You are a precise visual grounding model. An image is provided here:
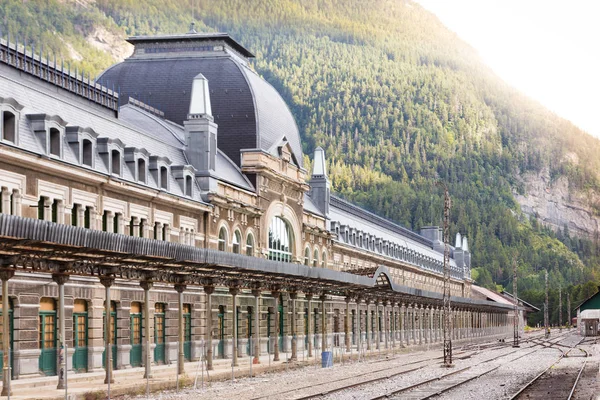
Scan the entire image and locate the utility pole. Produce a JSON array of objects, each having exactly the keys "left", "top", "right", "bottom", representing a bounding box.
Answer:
[
  {"left": 567, "top": 293, "right": 571, "bottom": 330},
  {"left": 438, "top": 181, "right": 452, "bottom": 367},
  {"left": 512, "top": 257, "right": 519, "bottom": 347},
  {"left": 544, "top": 270, "right": 549, "bottom": 338},
  {"left": 559, "top": 285, "right": 562, "bottom": 332}
]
